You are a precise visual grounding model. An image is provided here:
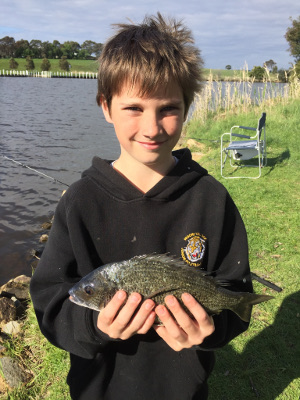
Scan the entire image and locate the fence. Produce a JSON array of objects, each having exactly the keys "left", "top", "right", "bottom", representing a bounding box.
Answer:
[{"left": 0, "top": 70, "right": 98, "bottom": 79}]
